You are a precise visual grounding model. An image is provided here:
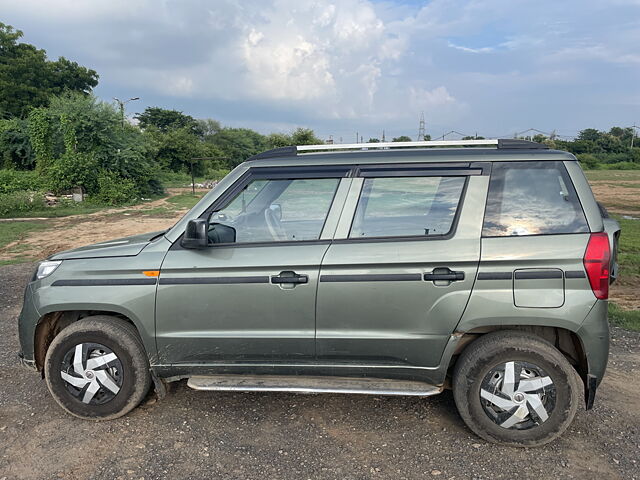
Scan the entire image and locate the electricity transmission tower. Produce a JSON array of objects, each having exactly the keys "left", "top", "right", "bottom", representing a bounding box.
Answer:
[{"left": 417, "top": 112, "right": 426, "bottom": 141}]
